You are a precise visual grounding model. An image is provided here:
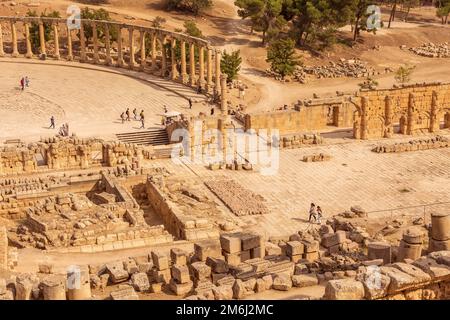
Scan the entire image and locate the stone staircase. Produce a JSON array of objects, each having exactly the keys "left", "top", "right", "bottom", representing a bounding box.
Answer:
[{"left": 116, "top": 129, "right": 169, "bottom": 146}]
